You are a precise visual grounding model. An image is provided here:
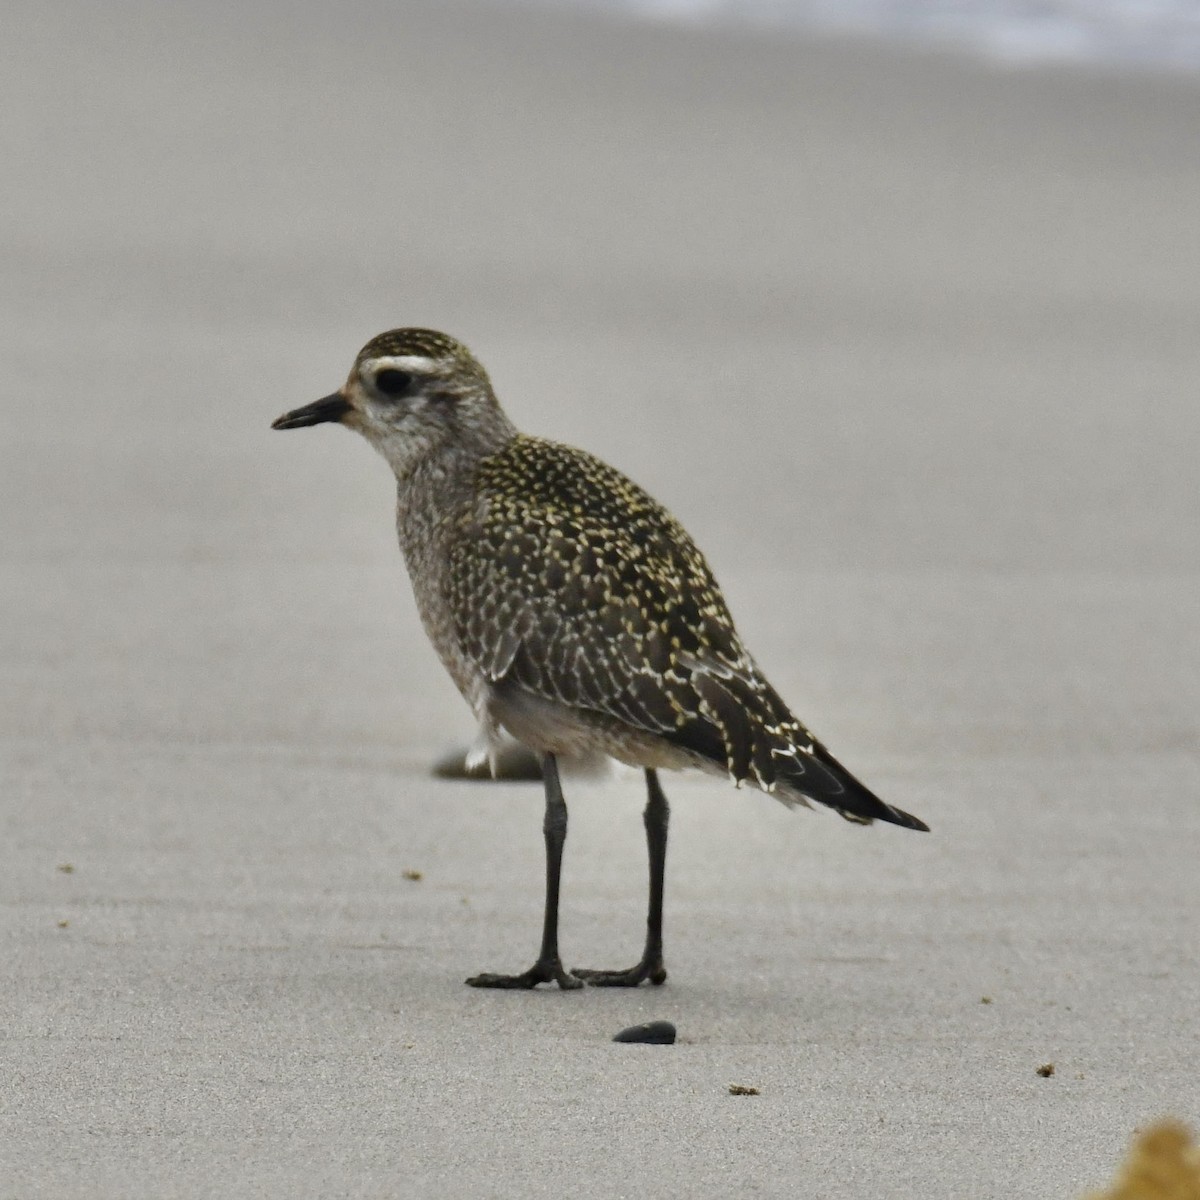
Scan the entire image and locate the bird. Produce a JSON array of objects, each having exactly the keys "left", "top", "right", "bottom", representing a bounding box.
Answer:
[{"left": 272, "top": 327, "right": 928, "bottom": 990}]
